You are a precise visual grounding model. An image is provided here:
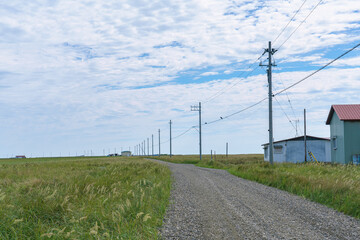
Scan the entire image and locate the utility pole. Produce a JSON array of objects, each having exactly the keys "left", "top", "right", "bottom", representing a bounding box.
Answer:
[
  {"left": 147, "top": 138, "right": 149, "bottom": 156},
  {"left": 152, "top": 134, "right": 154, "bottom": 156},
  {"left": 304, "top": 109, "right": 307, "bottom": 162},
  {"left": 191, "top": 102, "right": 202, "bottom": 160},
  {"left": 169, "top": 120, "right": 172, "bottom": 157},
  {"left": 260, "top": 41, "right": 276, "bottom": 165},
  {"left": 143, "top": 140, "right": 146, "bottom": 155},
  {"left": 226, "top": 142, "right": 228, "bottom": 157},
  {"left": 158, "top": 129, "right": 161, "bottom": 156}
]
